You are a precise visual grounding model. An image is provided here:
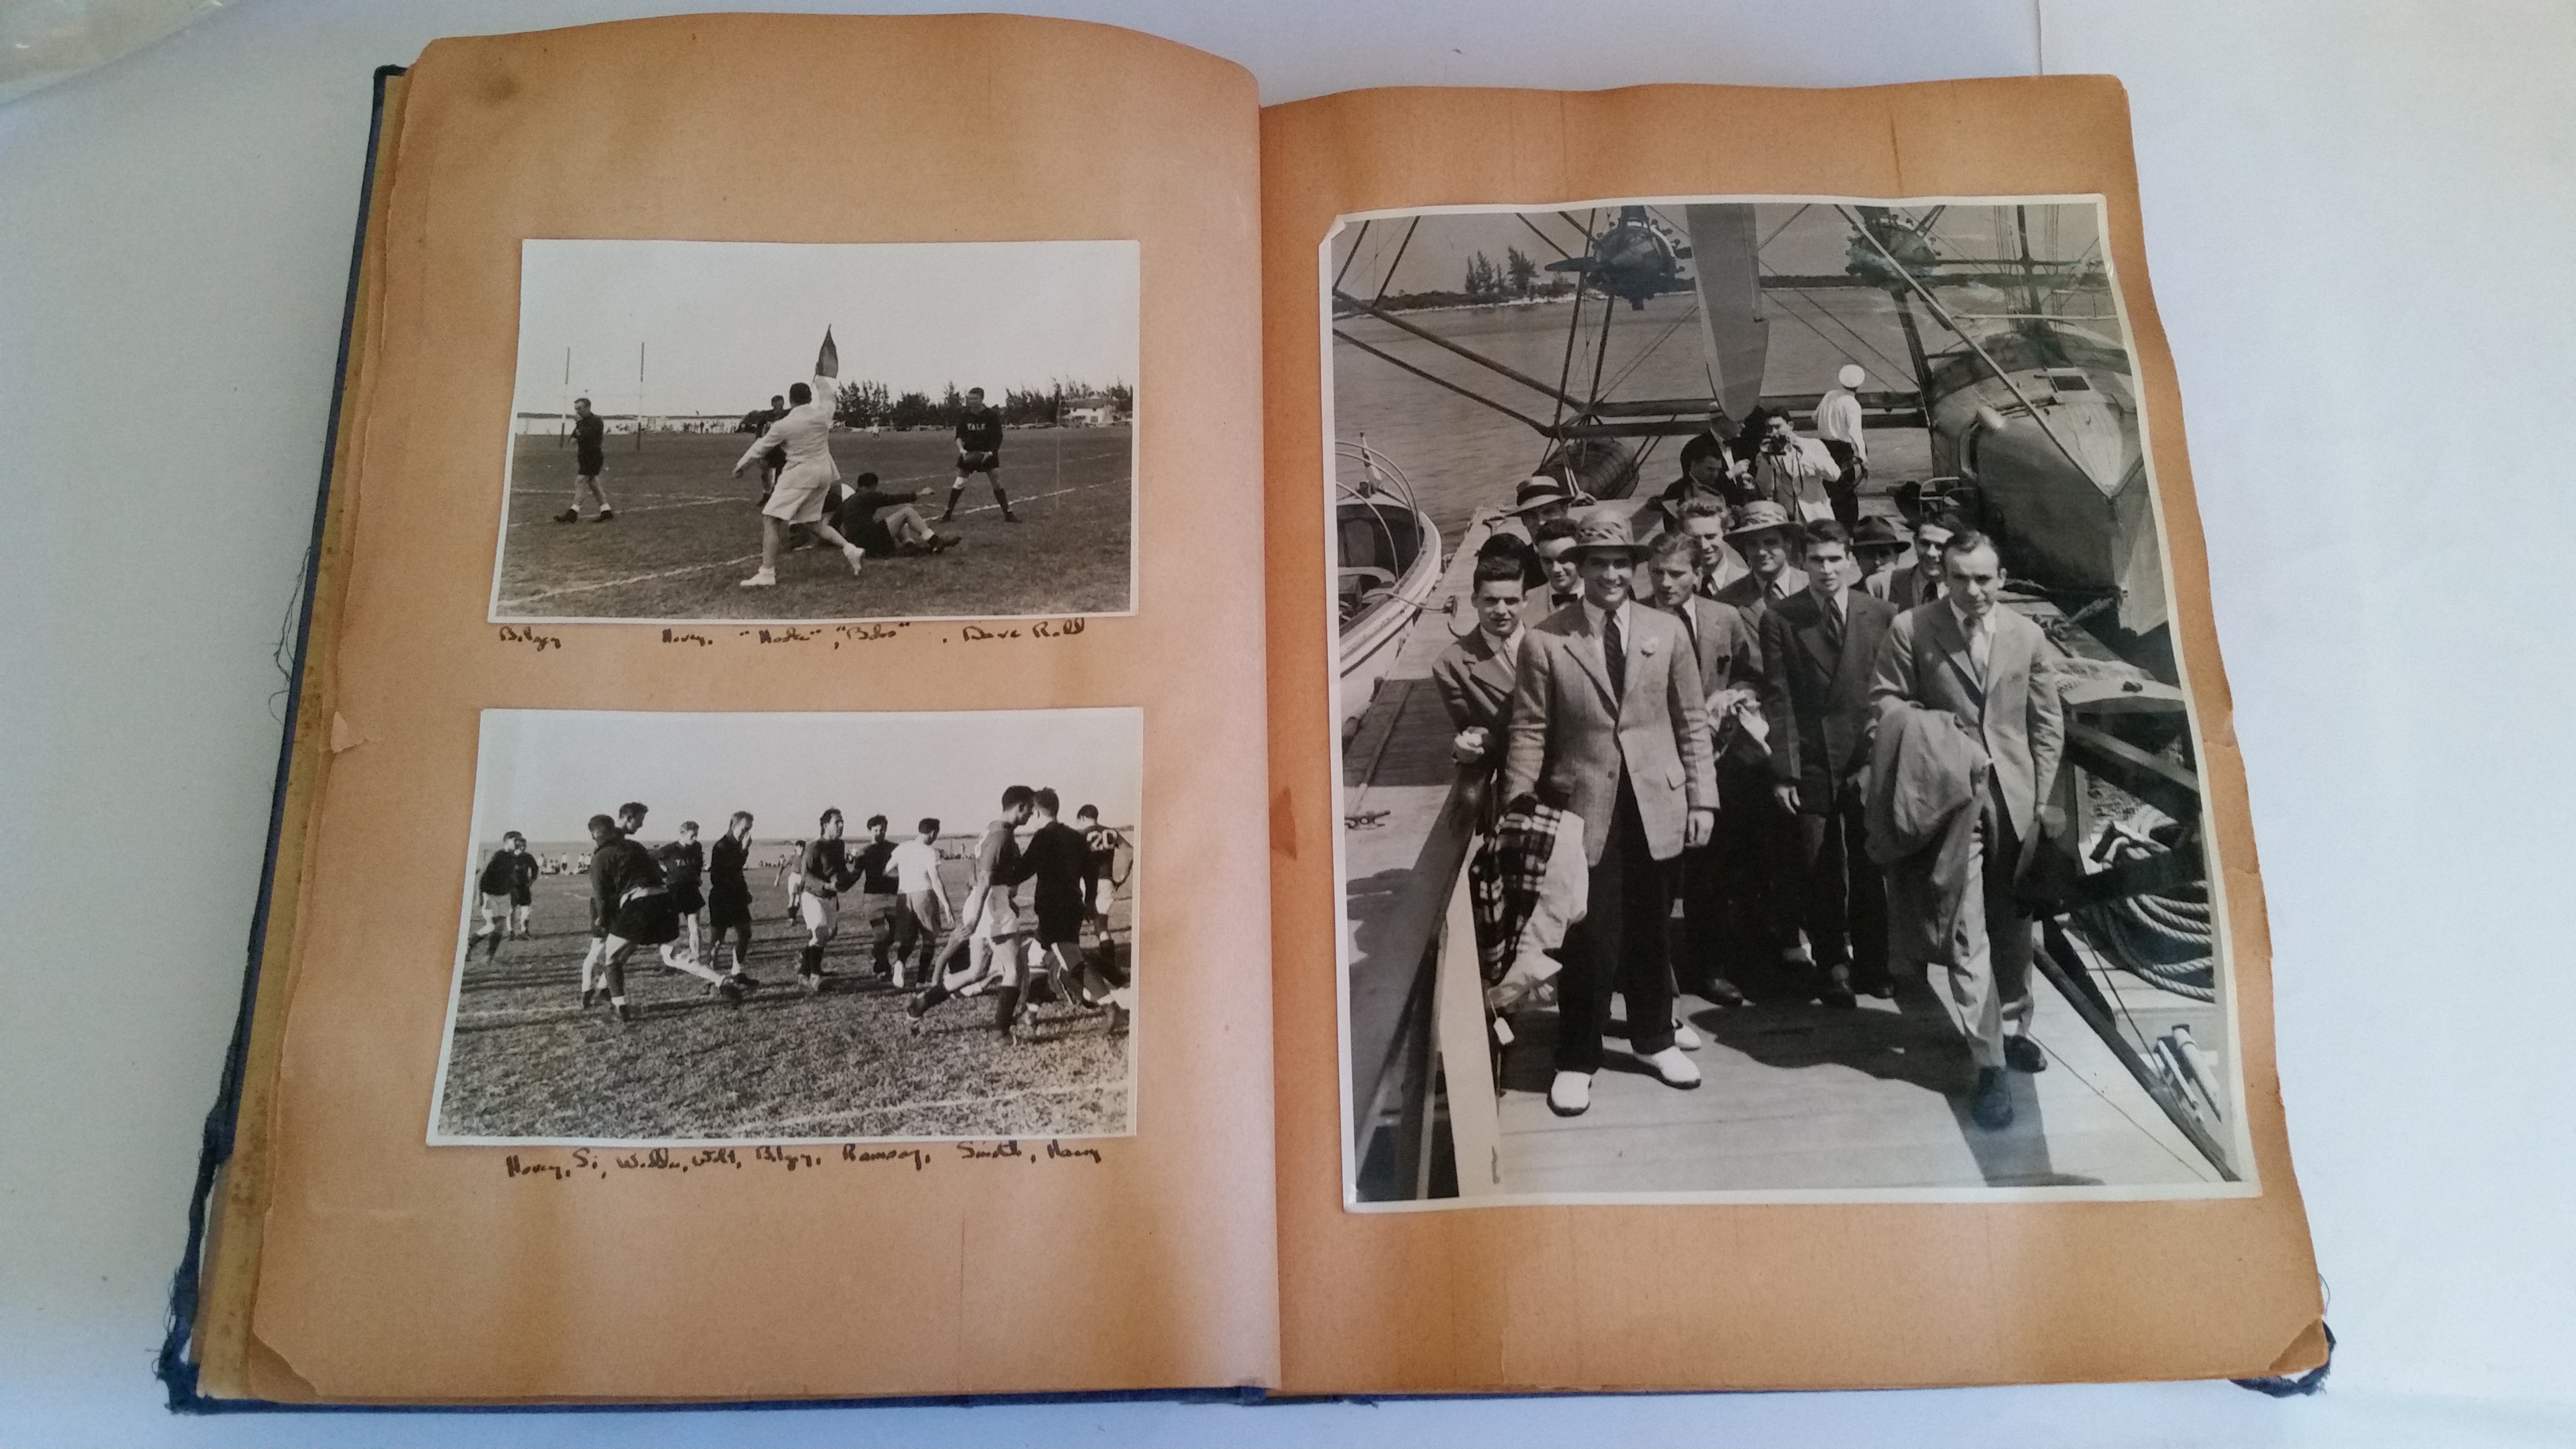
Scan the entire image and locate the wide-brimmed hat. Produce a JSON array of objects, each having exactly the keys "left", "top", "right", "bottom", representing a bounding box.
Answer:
[
  {"left": 1508, "top": 476, "right": 1575, "bottom": 513},
  {"left": 1837, "top": 363, "right": 1867, "bottom": 390},
  {"left": 1724, "top": 499, "right": 1799, "bottom": 541},
  {"left": 1570, "top": 508, "right": 1654, "bottom": 561},
  {"left": 1850, "top": 515, "right": 1905, "bottom": 552}
]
